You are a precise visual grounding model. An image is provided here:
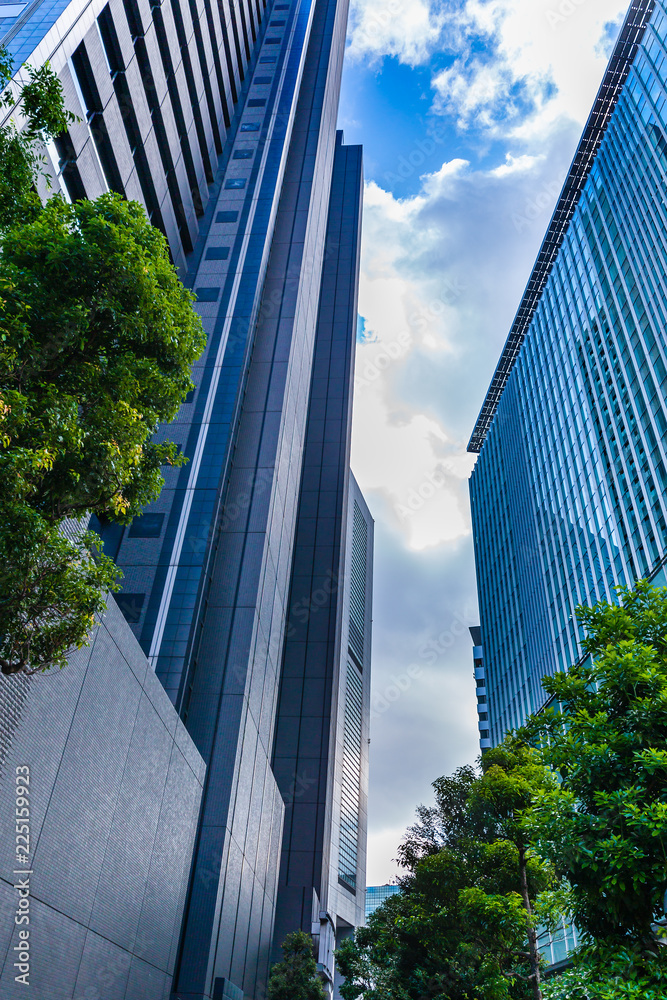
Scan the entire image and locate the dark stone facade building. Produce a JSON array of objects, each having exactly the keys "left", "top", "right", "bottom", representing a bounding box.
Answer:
[
  {"left": 0, "top": 599, "right": 205, "bottom": 999},
  {"left": 1, "top": 0, "right": 371, "bottom": 996}
]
